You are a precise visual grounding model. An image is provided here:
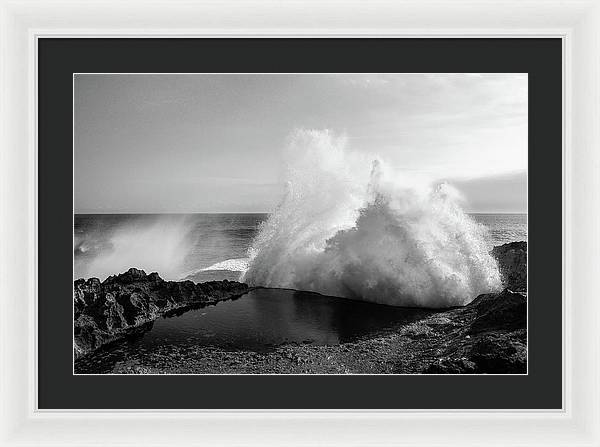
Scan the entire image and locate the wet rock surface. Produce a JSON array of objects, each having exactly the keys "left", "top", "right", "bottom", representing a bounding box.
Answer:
[{"left": 74, "top": 268, "right": 249, "bottom": 358}]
